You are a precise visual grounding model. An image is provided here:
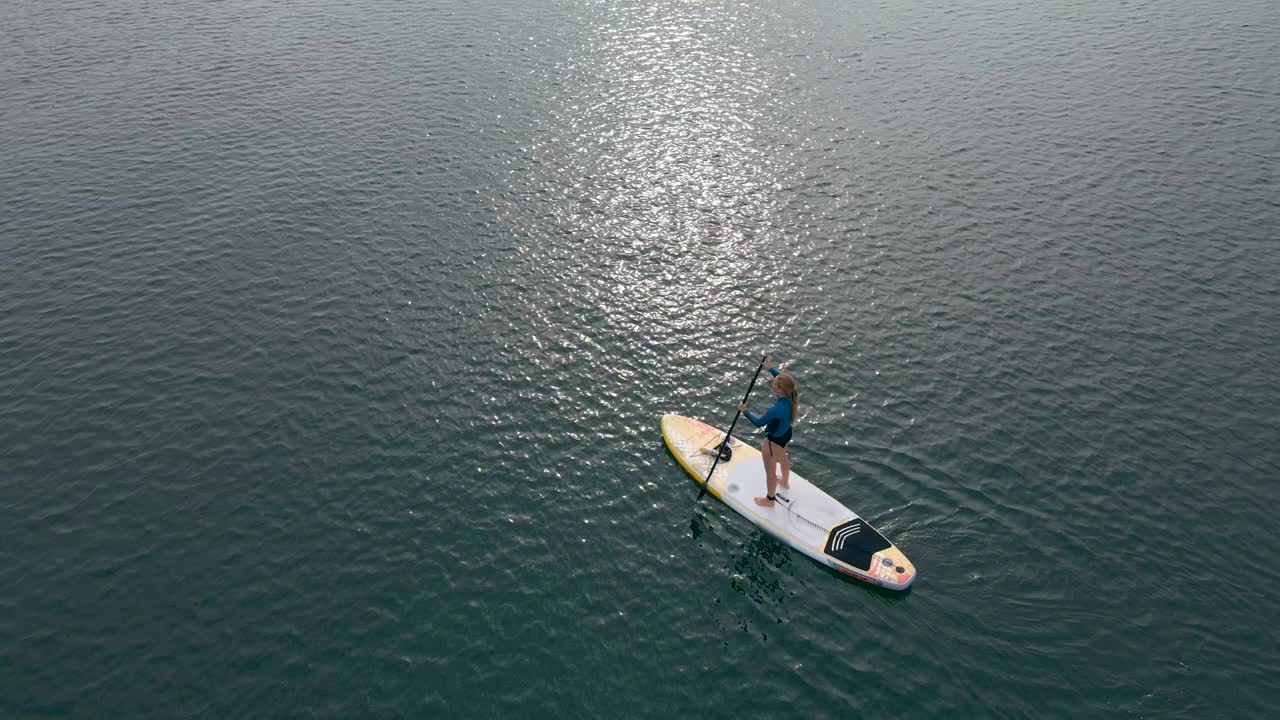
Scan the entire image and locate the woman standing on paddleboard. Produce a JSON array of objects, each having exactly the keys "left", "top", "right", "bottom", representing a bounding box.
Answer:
[{"left": 738, "top": 356, "right": 799, "bottom": 506}]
